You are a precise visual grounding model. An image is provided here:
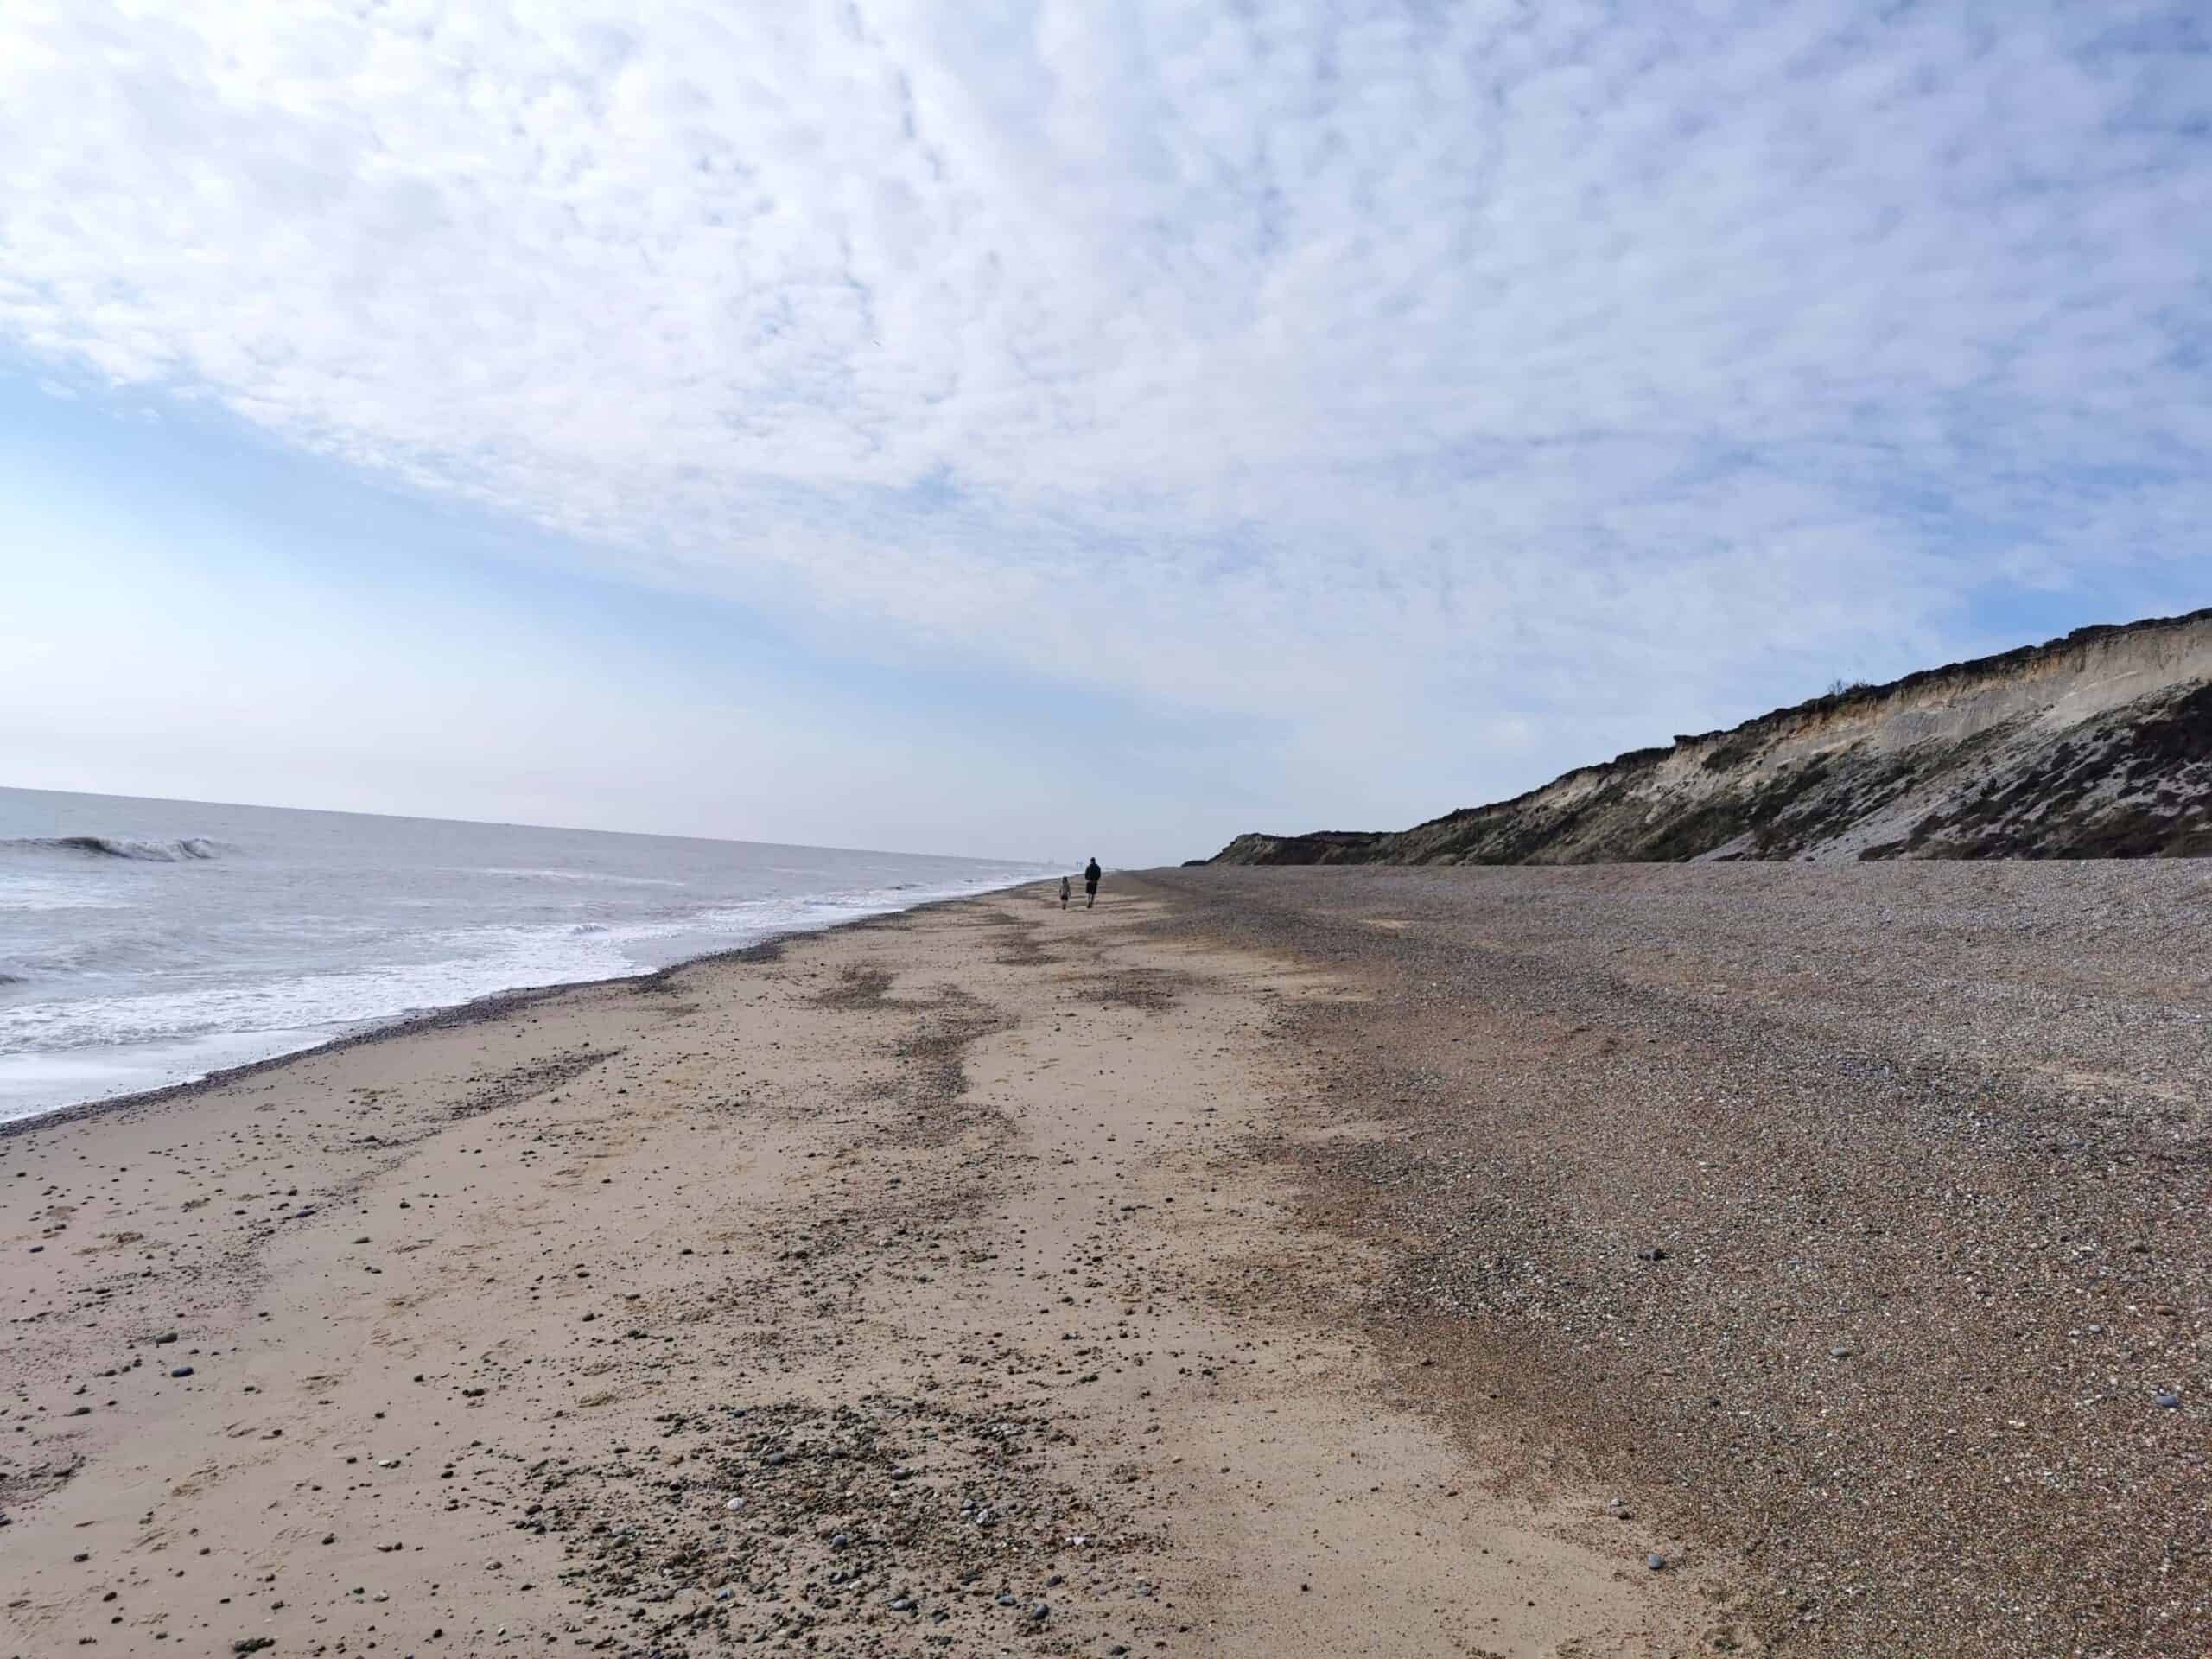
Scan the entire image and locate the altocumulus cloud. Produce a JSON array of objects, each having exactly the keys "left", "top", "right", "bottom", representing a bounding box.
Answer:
[{"left": 3, "top": 1, "right": 2209, "bottom": 783}]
